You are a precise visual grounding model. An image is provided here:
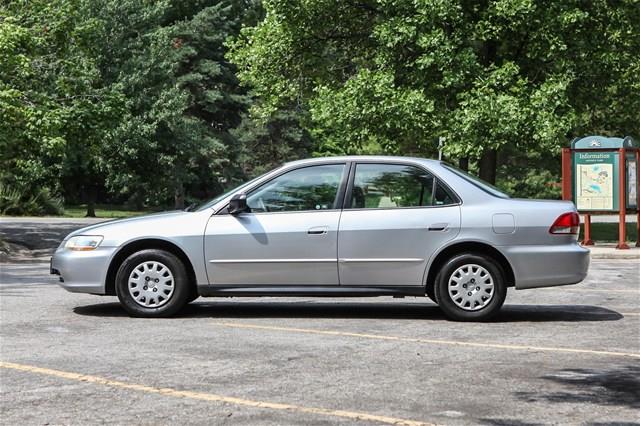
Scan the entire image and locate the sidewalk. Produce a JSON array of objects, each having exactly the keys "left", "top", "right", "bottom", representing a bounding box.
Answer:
[{"left": 586, "top": 244, "right": 640, "bottom": 259}]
